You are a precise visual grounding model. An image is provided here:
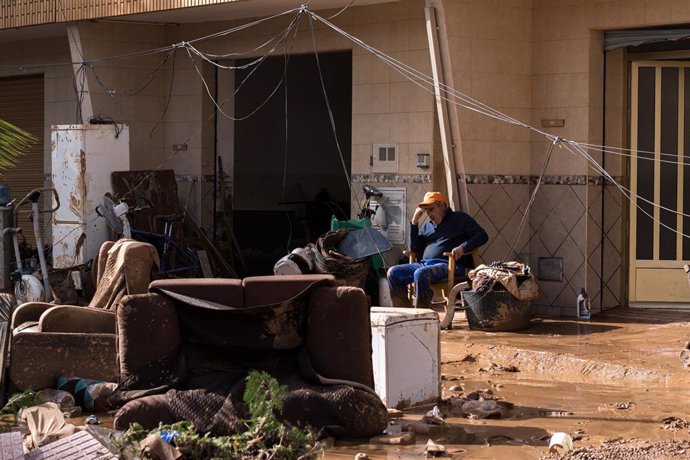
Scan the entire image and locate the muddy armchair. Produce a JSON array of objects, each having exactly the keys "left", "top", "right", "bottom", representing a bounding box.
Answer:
[
  {"left": 111, "top": 274, "right": 388, "bottom": 438},
  {"left": 9, "top": 239, "right": 159, "bottom": 391}
]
